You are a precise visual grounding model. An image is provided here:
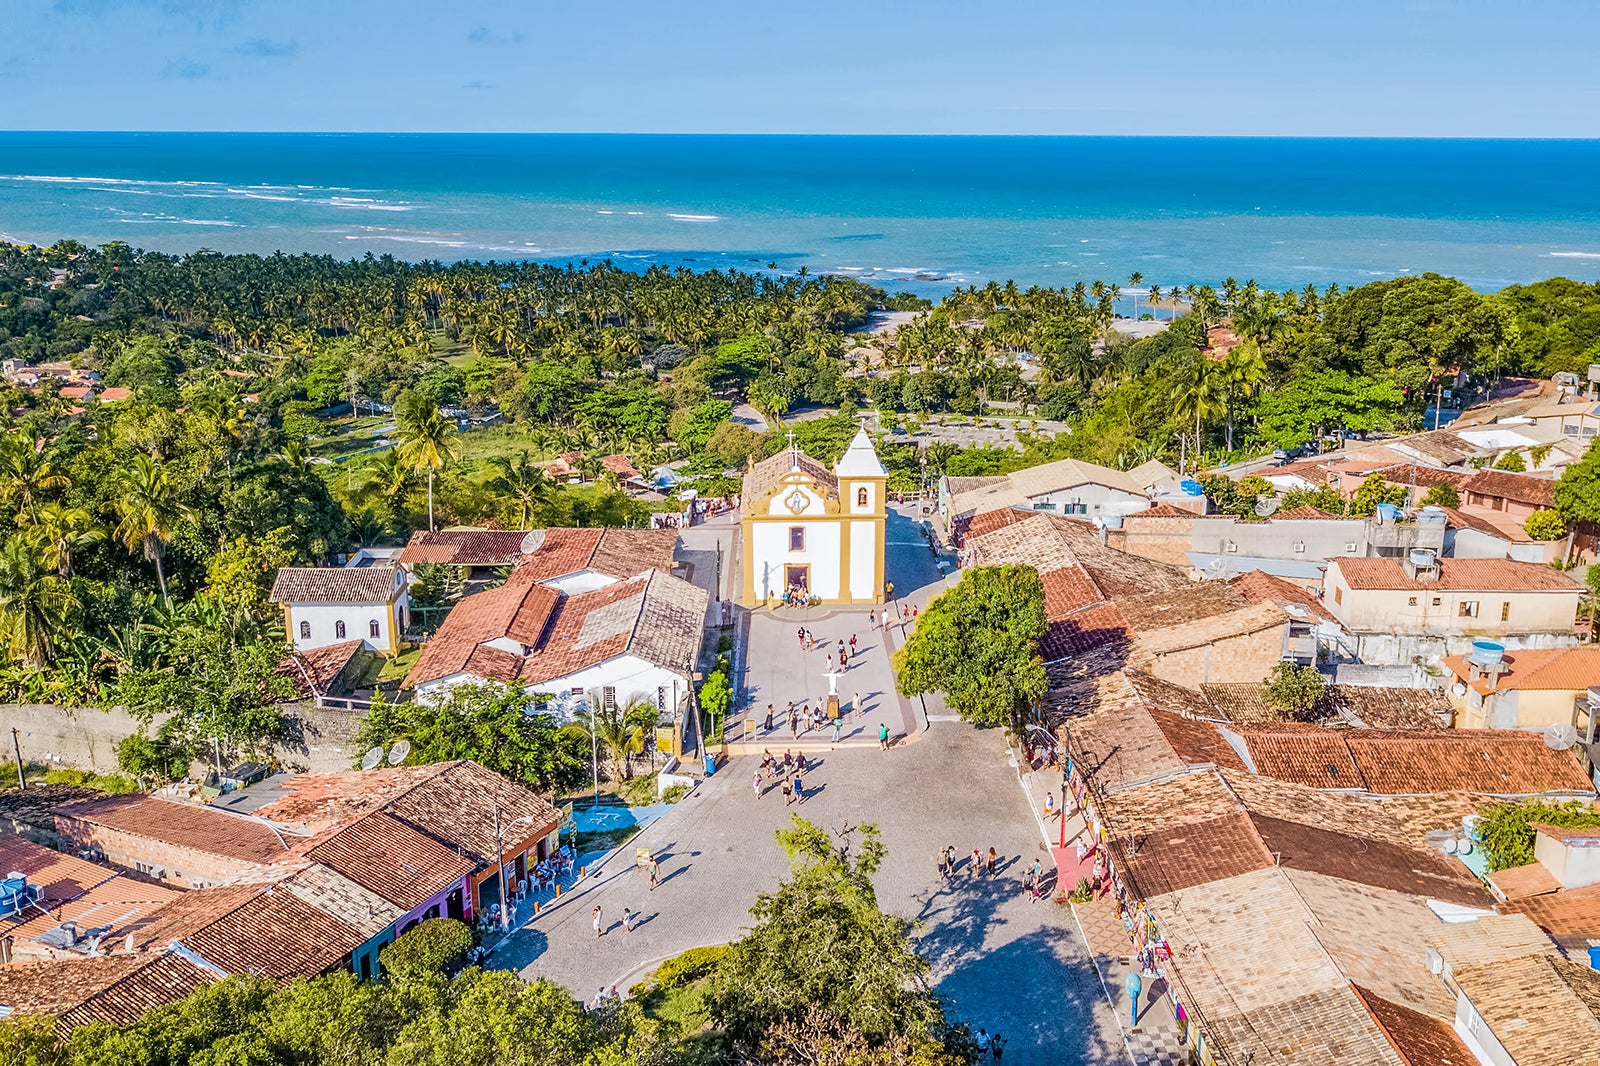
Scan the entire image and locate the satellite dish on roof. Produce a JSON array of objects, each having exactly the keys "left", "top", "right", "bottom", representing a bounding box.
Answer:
[
  {"left": 1205, "top": 558, "right": 1228, "bottom": 579},
  {"left": 387, "top": 740, "right": 411, "bottom": 765},
  {"left": 360, "top": 746, "right": 383, "bottom": 771},
  {"left": 1544, "top": 723, "right": 1580, "bottom": 751}
]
